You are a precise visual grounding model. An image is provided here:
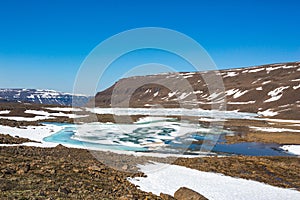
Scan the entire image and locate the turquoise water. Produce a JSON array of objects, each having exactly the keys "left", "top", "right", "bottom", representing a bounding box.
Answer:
[
  {"left": 43, "top": 122, "right": 293, "bottom": 156},
  {"left": 44, "top": 125, "right": 148, "bottom": 152}
]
